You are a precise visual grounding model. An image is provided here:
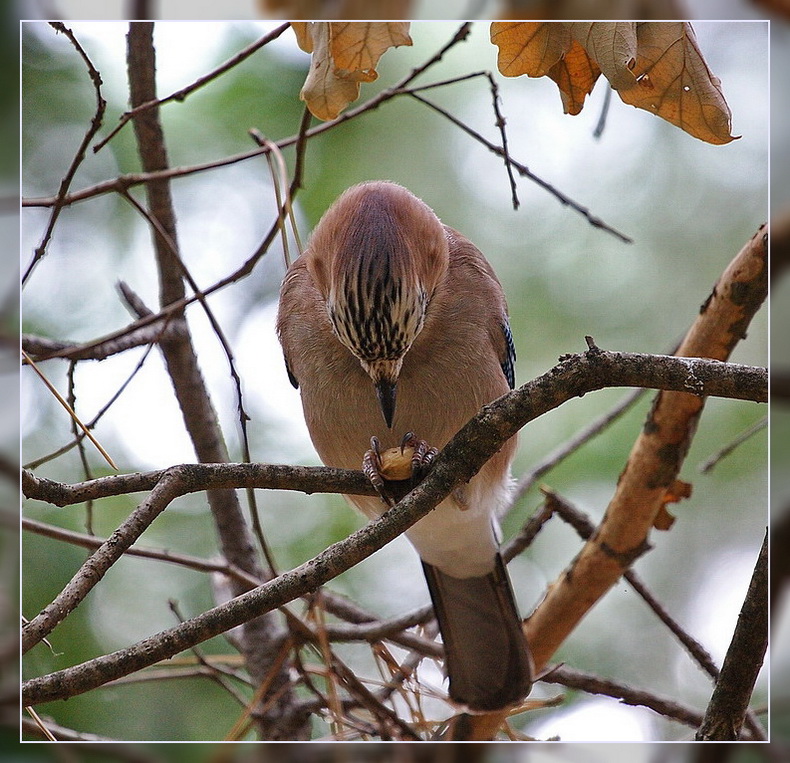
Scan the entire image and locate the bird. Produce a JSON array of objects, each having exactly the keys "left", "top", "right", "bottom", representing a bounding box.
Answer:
[{"left": 276, "top": 180, "right": 533, "bottom": 712}]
